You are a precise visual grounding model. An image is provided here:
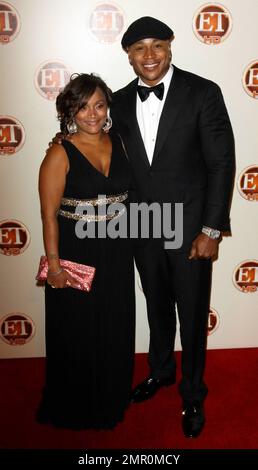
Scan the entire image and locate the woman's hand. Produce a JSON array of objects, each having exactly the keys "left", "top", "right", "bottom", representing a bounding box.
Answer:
[{"left": 47, "top": 269, "right": 79, "bottom": 289}]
